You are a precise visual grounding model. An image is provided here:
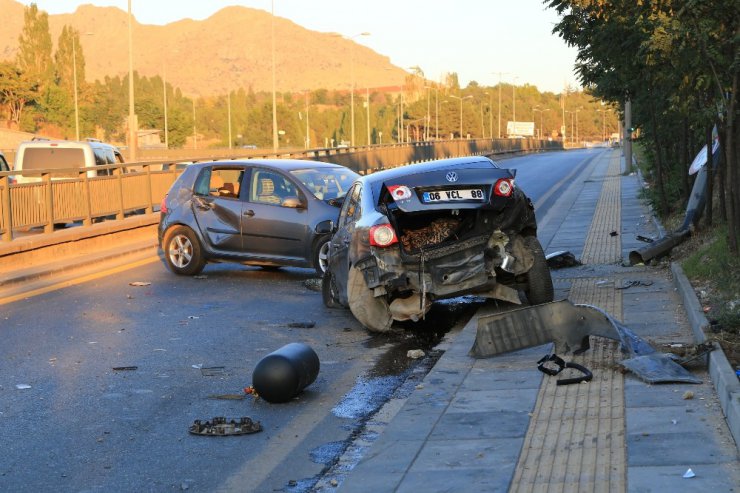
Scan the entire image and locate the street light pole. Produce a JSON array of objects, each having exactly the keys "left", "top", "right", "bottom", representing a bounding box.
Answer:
[
  {"left": 366, "top": 86, "right": 370, "bottom": 145},
  {"left": 435, "top": 86, "right": 439, "bottom": 140},
  {"left": 127, "top": 0, "right": 137, "bottom": 161},
  {"left": 306, "top": 90, "right": 311, "bottom": 148},
  {"left": 163, "top": 63, "right": 168, "bottom": 149},
  {"left": 512, "top": 75, "right": 519, "bottom": 126},
  {"left": 449, "top": 94, "right": 472, "bottom": 139},
  {"left": 271, "top": 0, "right": 278, "bottom": 151},
  {"left": 72, "top": 34, "right": 80, "bottom": 141},
  {"left": 192, "top": 99, "right": 196, "bottom": 149},
  {"left": 227, "top": 91, "right": 232, "bottom": 150},
  {"left": 491, "top": 72, "right": 508, "bottom": 138}
]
